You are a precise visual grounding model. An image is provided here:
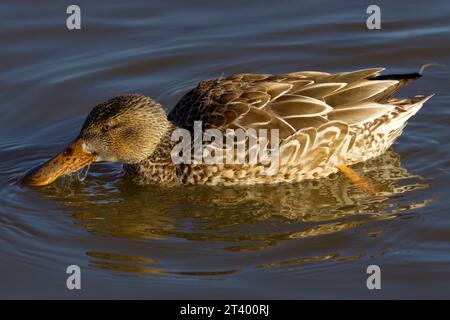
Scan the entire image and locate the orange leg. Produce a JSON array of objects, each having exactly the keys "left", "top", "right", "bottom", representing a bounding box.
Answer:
[{"left": 338, "top": 165, "right": 377, "bottom": 196}]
